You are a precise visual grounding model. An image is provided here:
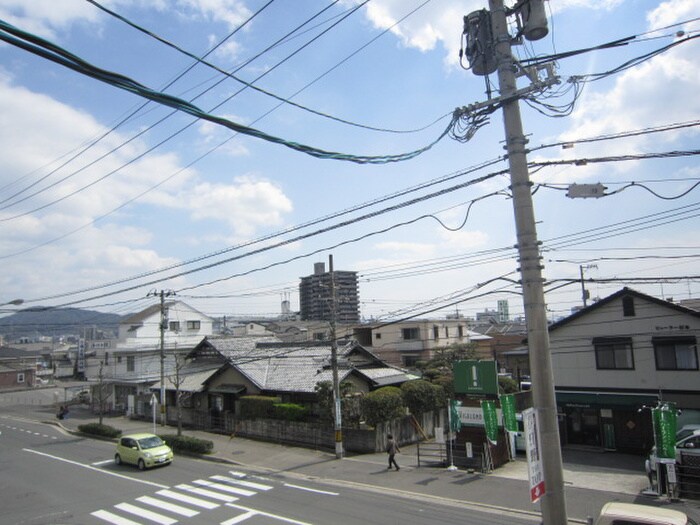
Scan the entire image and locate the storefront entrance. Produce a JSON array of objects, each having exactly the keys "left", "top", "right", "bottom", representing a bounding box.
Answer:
[{"left": 566, "top": 407, "right": 601, "bottom": 446}]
